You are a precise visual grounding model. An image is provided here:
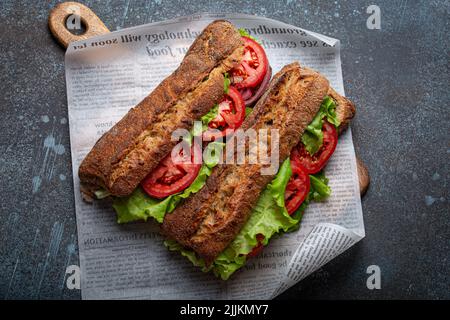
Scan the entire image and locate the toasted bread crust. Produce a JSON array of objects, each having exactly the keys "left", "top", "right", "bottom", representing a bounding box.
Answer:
[
  {"left": 328, "top": 87, "right": 356, "bottom": 134},
  {"left": 300, "top": 67, "right": 356, "bottom": 133},
  {"left": 78, "top": 20, "right": 244, "bottom": 196},
  {"left": 162, "top": 63, "right": 330, "bottom": 264}
]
